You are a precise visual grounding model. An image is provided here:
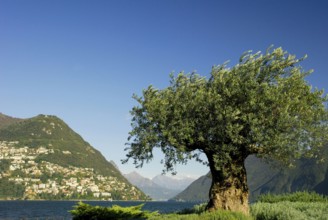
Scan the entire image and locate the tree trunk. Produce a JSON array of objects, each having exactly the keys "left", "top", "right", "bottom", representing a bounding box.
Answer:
[{"left": 206, "top": 154, "right": 249, "bottom": 215}]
